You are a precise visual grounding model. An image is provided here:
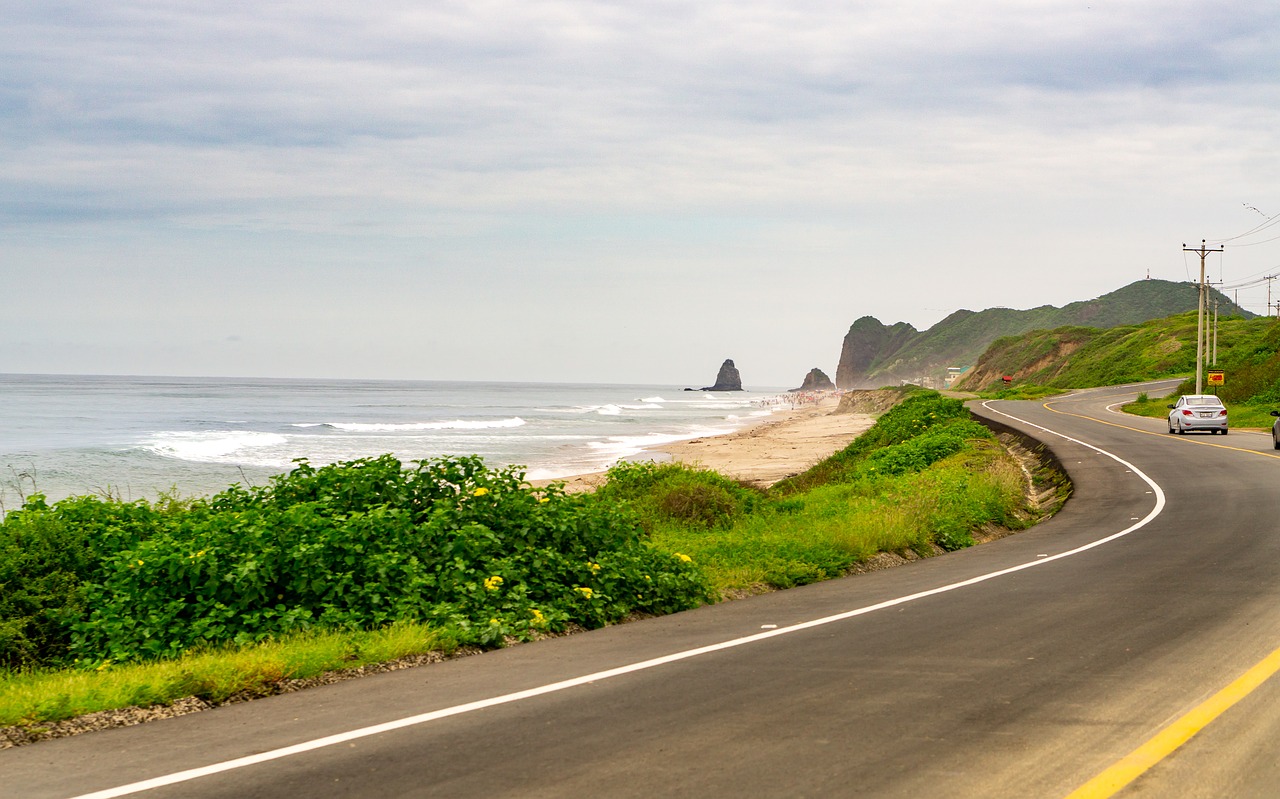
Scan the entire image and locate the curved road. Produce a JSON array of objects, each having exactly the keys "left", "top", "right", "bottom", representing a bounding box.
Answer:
[{"left": 9, "top": 380, "right": 1280, "bottom": 798}]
